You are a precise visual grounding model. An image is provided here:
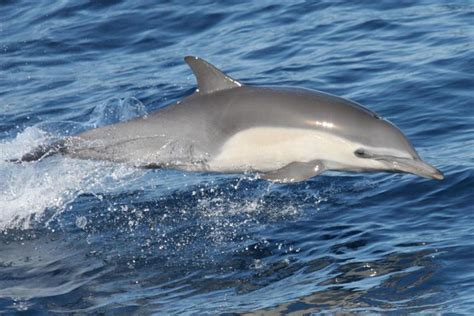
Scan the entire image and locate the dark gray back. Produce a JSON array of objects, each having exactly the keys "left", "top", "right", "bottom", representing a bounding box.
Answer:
[{"left": 154, "top": 86, "right": 419, "bottom": 159}]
